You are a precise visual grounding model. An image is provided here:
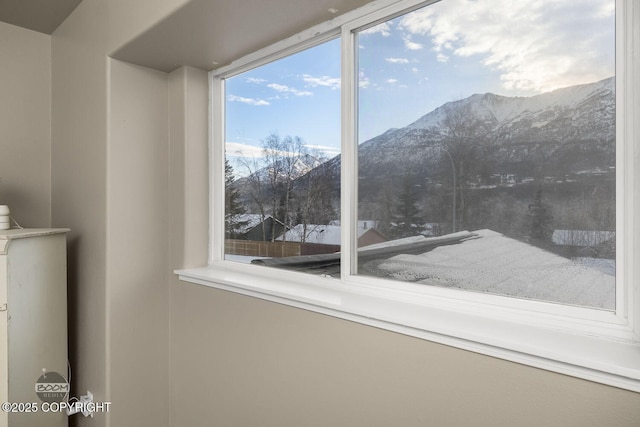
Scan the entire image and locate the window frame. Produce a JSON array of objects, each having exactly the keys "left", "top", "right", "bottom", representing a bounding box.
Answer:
[{"left": 177, "top": 0, "right": 640, "bottom": 392}]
